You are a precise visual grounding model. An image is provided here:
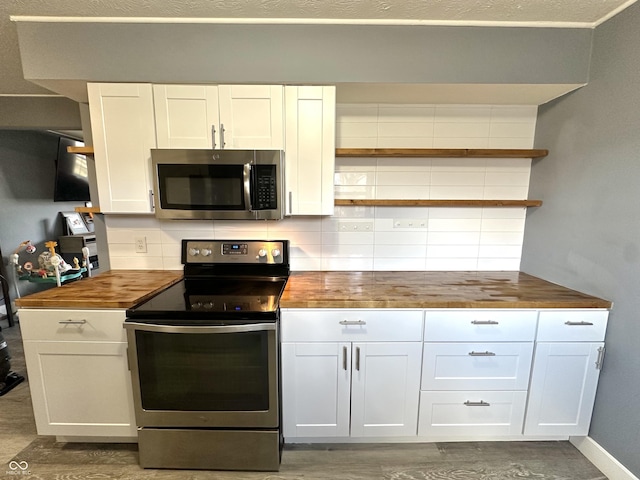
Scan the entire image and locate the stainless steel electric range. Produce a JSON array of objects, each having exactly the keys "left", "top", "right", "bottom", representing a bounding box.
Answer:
[{"left": 125, "top": 239, "right": 289, "bottom": 471}]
